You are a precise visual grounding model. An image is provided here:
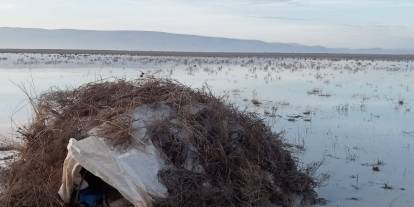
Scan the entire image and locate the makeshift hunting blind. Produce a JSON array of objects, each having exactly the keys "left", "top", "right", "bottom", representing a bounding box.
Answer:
[{"left": 0, "top": 78, "right": 320, "bottom": 207}]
